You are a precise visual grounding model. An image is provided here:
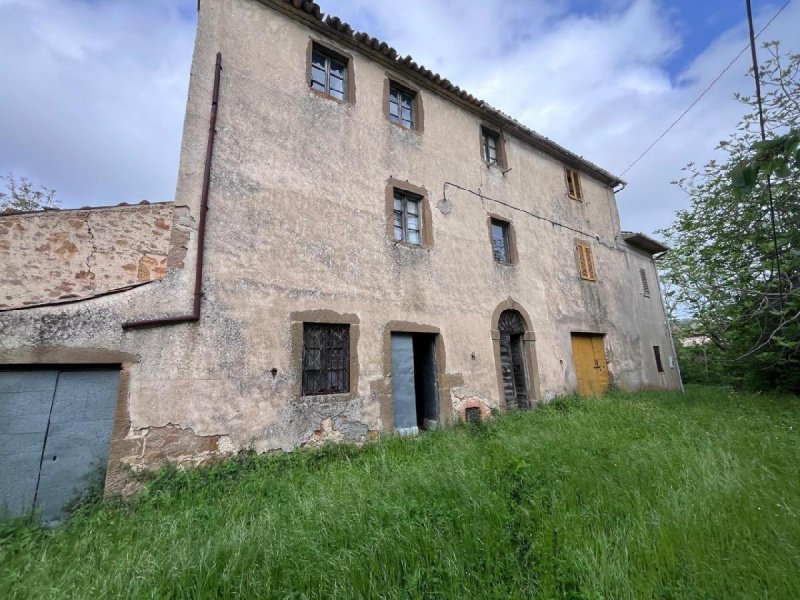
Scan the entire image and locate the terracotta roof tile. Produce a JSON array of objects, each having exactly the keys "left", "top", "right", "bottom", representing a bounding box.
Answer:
[{"left": 271, "top": 0, "right": 624, "bottom": 186}]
